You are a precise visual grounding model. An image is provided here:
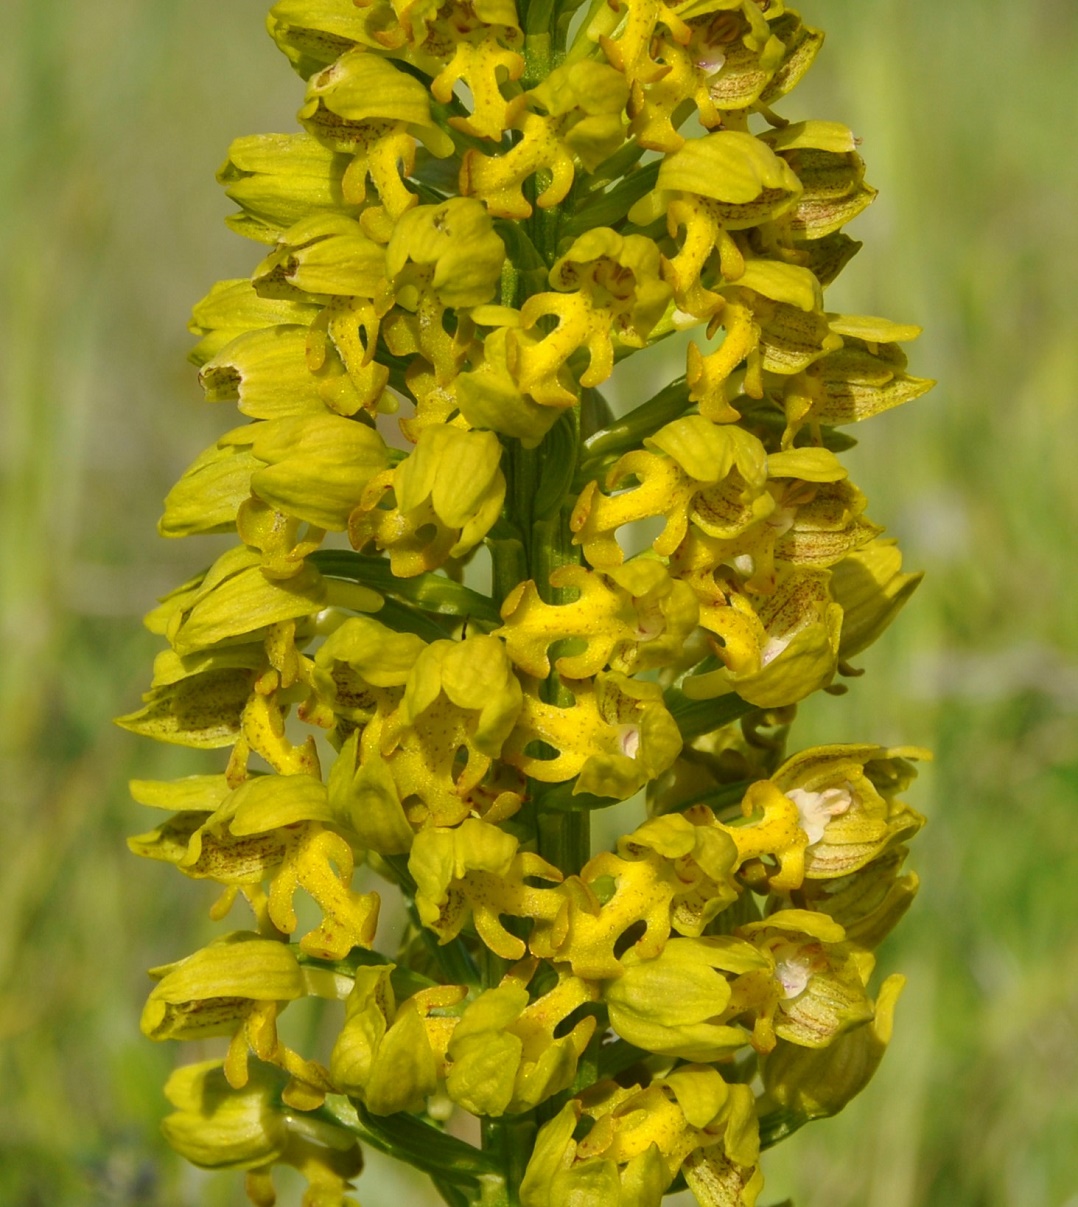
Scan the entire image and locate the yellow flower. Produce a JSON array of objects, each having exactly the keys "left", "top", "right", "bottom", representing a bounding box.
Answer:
[
  {"left": 521, "top": 1067, "right": 762, "bottom": 1207},
  {"left": 349, "top": 425, "right": 506, "bottom": 575},
  {"left": 459, "top": 60, "right": 632, "bottom": 219},
  {"left": 726, "top": 909, "right": 875, "bottom": 1053},
  {"left": 409, "top": 819, "right": 563, "bottom": 959},
  {"left": 142, "top": 932, "right": 334, "bottom": 1106},
  {"left": 445, "top": 958, "right": 598, "bottom": 1114},
  {"left": 604, "top": 936, "right": 766, "bottom": 1060},
  {"left": 129, "top": 774, "right": 380, "bottom": 959},
  {"left": 162, "top": 1059, "right": 362, "bottom": 1205},
  {"left": 497, "top": 558, "right": 699, "bottom": 679},
  {"left": 330, "top": 964, "right": 465, "bottom": 1114},
  {"left": 298, "top": 50, "right": 453, "bottom": 237},
  {"left": 760, "top": 973, "right": 906, "bottom": 1125},
  {"left": 771, "top": 743, "right": 927, "bottom": 878},
  {"left": 126, "top": 0, "right": 934, "bottom": 1198},
  {"left": 681, "top": 568, "right": 843, "bottom": 708},
  {"left": 510, "top": 228, "right": 672, "bottom": 404},
  {"left": 507, "top": 671, "right": 682, "bottom": 801}
]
